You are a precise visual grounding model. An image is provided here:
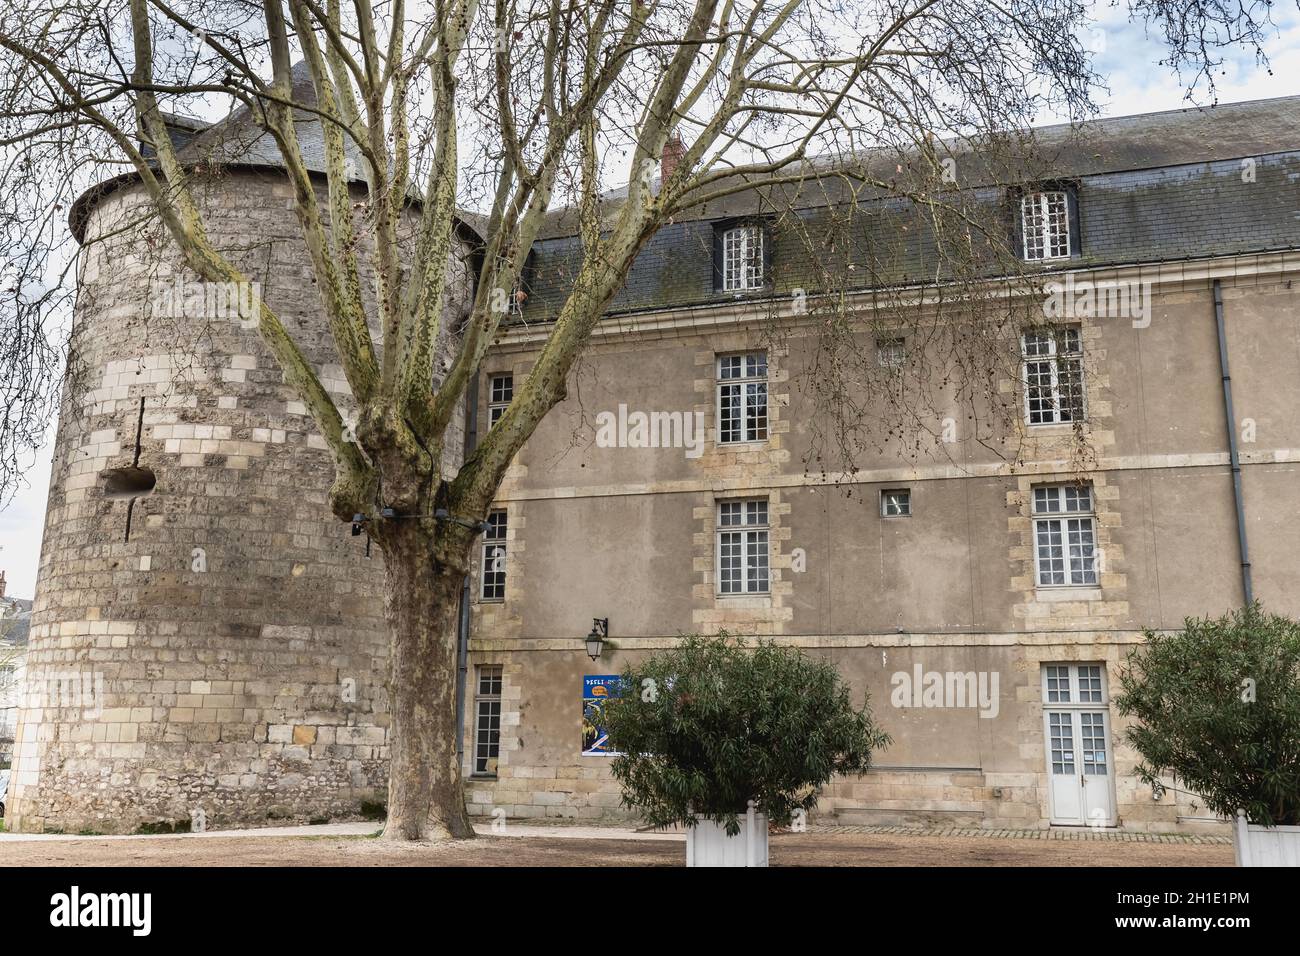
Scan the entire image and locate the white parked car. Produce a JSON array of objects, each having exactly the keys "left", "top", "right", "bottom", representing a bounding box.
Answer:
[{"left": 0, "top": 768, "right": 10, "bottom": 817}]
